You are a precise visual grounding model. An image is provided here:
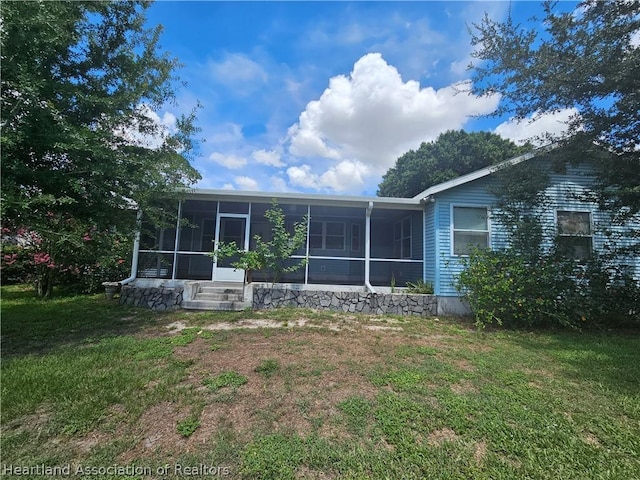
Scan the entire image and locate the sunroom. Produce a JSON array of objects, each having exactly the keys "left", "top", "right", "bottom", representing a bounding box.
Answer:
[{"left": 136, "top": 190, "right": 424, "bottom": 289}]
